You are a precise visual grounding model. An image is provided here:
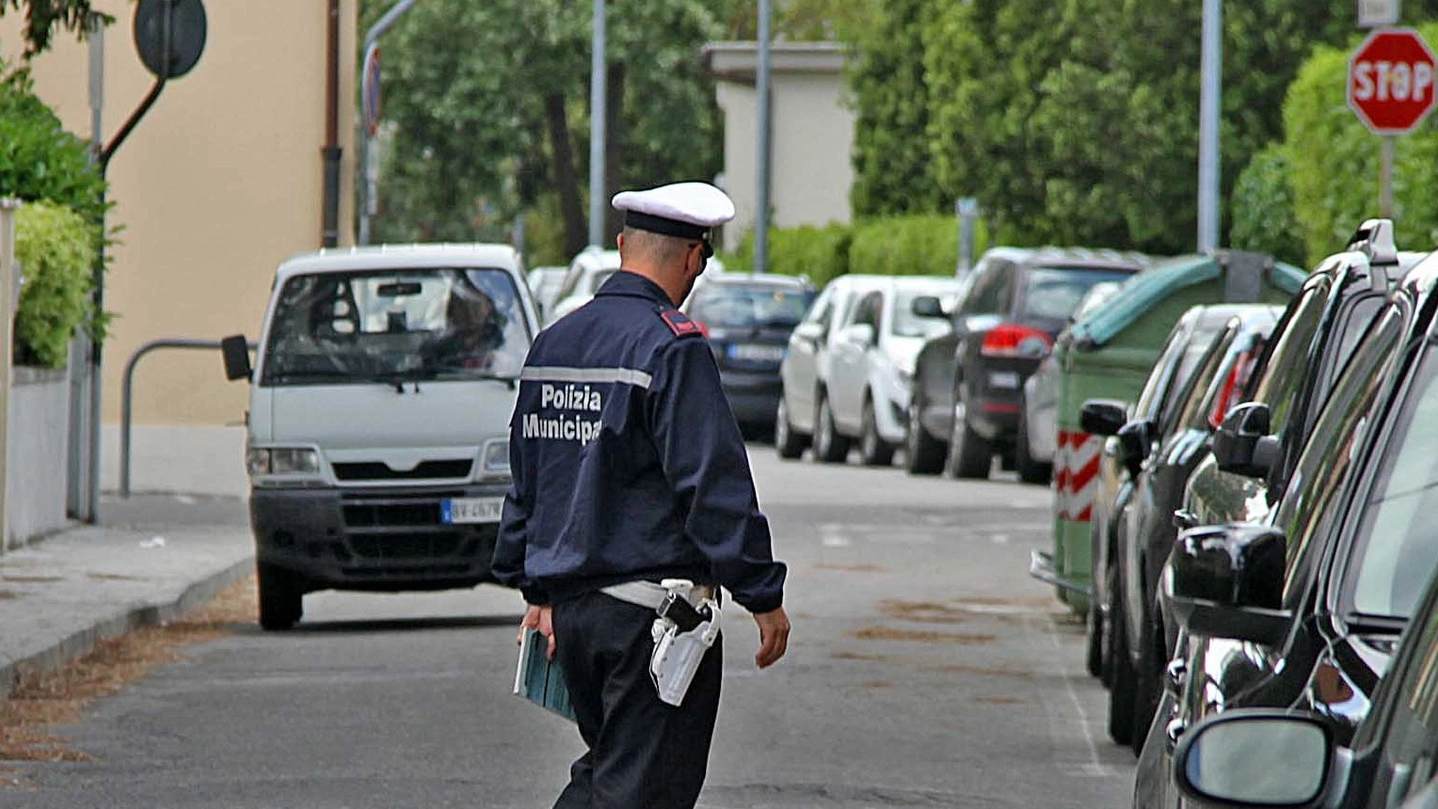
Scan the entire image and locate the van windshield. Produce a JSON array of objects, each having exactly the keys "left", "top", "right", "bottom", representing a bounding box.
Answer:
[{"left": 260, "top": 267, "right": 531, "bottom": 387}]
